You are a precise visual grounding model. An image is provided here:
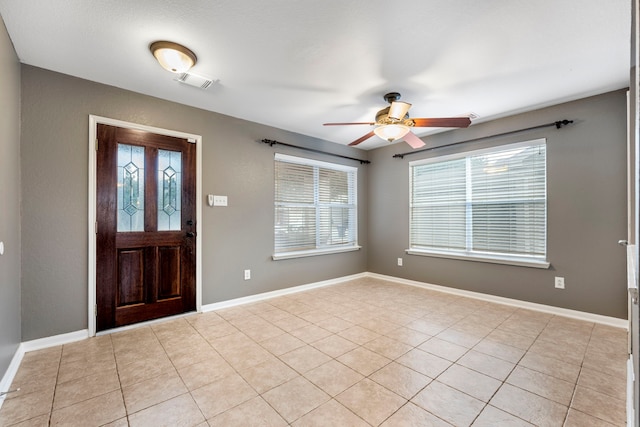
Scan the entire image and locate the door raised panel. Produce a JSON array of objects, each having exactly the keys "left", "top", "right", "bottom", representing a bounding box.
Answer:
[
  {"left": 117, "top": 249, "right": 144, "bottom": 306},
  {"left": 158, "top": 246, "right": 181, "bottom": 300}
]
